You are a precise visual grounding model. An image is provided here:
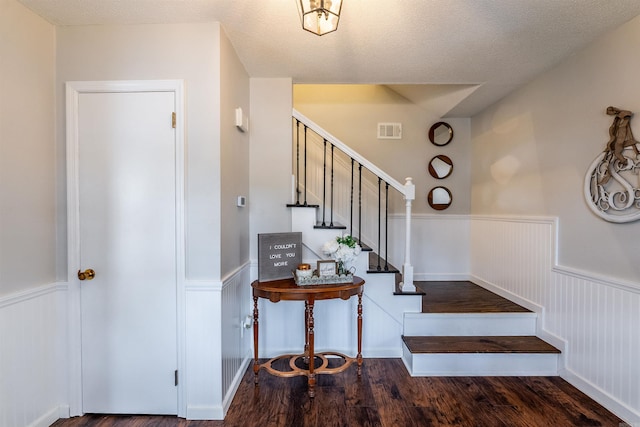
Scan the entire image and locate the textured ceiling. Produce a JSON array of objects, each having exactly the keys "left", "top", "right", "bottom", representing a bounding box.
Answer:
[{"left": 18, "top": 0, "right": 640, "bottom": 116}]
